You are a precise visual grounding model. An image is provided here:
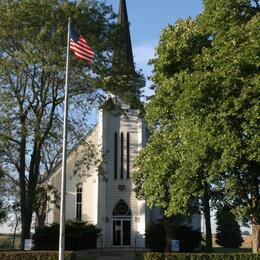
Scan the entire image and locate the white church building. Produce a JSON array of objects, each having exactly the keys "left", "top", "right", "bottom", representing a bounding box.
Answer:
[{"left": 46, "top": 0, "right": 201, "bottom": 248}]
